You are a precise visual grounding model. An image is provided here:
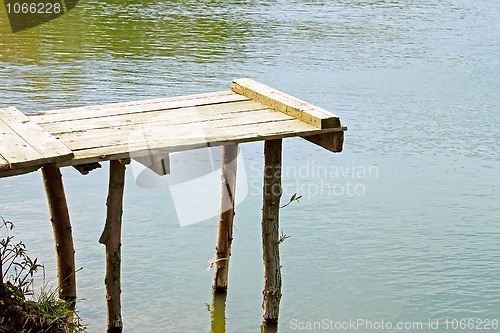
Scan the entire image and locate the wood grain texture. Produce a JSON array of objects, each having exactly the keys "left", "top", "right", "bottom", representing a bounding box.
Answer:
[
  {"left": 213, "top": 144, "right": 238, "bottom": 291},
  {"left": 0, "top": 107, "right": 73, "bottom": 169},
  {"left": 261, "top": 139, "right": 283, "bottom": 323},
  {"left": 301, "top": 131, "right": 345, "bottom": 153},
  {"left": 231, "top": 78, "right": 340, "bottom": 129},
  {"left": 41, "top": 164, "right": 77, "bottom": 307},
  {"left": 99, "top": 160, "right": 126, "bottom": 333}
]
